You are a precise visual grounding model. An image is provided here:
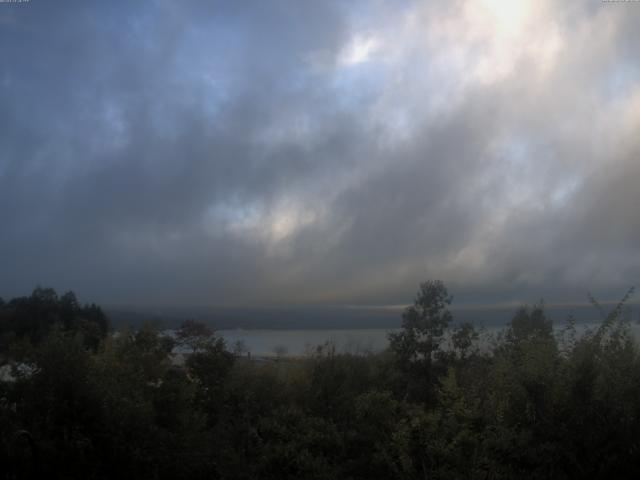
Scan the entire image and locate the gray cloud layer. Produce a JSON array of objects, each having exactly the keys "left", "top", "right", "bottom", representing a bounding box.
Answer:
[{"left": 1, "top": 0, "right": 639, "bottom": 307}]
